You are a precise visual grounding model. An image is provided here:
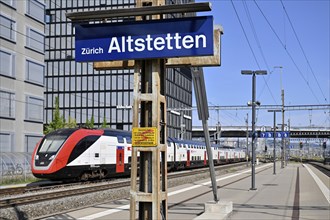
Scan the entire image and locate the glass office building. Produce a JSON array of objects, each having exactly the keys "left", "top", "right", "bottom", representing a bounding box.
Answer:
[
  {"left": 44, "top": 0, "right": 193, "bottom": 139},
  {"left": 0, "top": 0, "right": 45, "bottom": 152}
]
